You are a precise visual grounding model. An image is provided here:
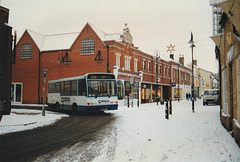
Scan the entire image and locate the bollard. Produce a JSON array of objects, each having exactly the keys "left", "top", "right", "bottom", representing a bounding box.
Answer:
[
  {"left": 169, "top": 98, "right": 172, "bottom": 115},
  {"left": 127, "top": 96, "right": 129, "bottom": 108},
  {"left": 165, "top": 100, "right": 169, "bottom": 120}
]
